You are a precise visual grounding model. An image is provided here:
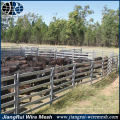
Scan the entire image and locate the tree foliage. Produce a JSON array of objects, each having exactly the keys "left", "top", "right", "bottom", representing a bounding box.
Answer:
[{"left": 1, "top": 5, "right": 119, "bottom": 47}]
